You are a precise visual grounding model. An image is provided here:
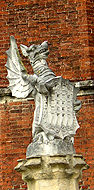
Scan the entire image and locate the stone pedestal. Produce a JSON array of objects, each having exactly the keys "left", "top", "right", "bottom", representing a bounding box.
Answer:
[{"left": 14, "top": 154, "right": 88, "bottom": 190}]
